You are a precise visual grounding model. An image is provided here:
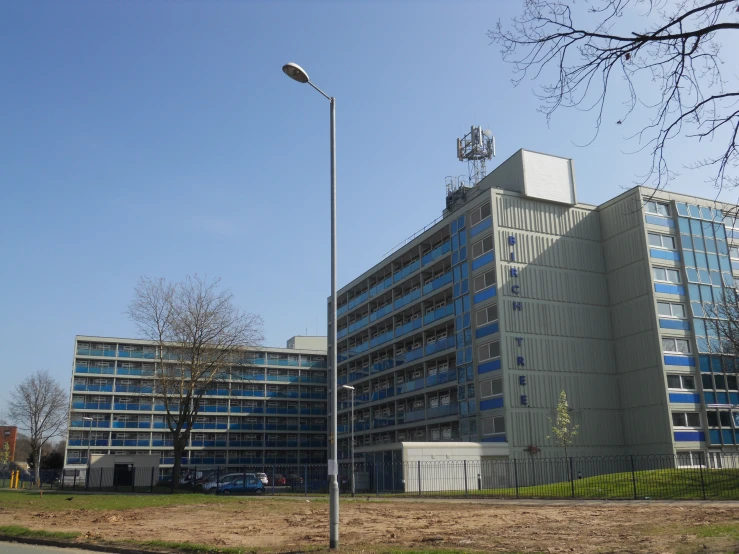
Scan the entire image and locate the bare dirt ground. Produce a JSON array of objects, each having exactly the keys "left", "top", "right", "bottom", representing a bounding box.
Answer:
[{"left": 3, "top": 497, "right": 739, "bottom": 553}]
